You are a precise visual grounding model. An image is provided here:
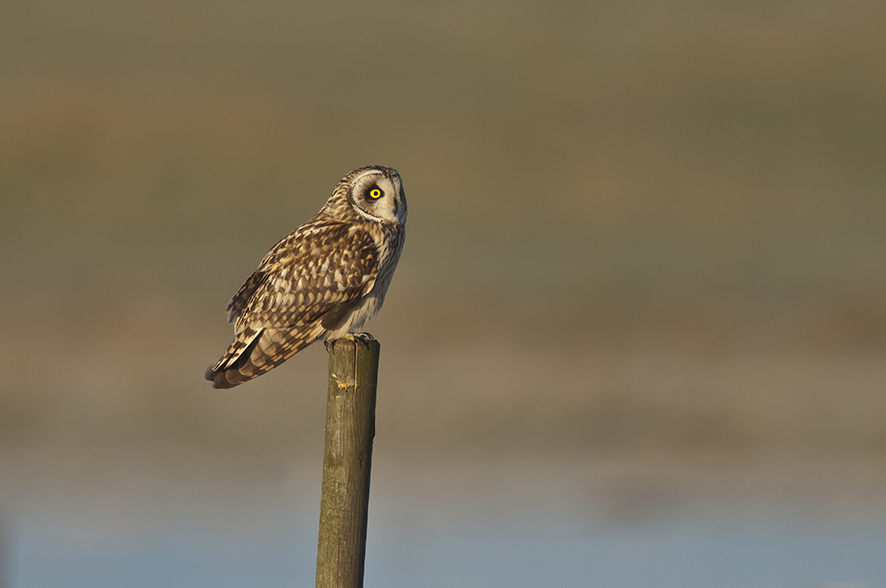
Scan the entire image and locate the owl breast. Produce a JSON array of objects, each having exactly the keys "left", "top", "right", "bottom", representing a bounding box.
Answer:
[{"left": 325, "top": 224, "right": 404, "bottom": 340}]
